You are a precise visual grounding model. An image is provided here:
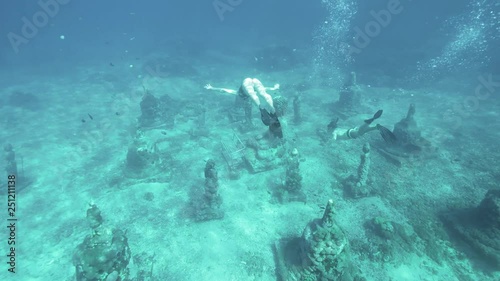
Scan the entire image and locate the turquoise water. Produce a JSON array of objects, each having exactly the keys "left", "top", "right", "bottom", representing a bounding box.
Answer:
[{"left": 1, "top": 1, "right": 499, "bottom": 280}]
